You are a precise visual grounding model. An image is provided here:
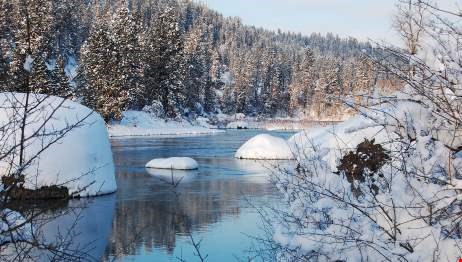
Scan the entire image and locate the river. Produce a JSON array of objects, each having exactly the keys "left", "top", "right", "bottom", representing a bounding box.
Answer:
[{"left": 51, "top": 130, "right": 294, "bottom": 261}]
